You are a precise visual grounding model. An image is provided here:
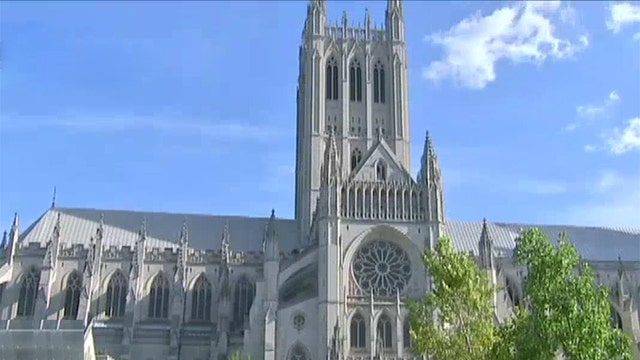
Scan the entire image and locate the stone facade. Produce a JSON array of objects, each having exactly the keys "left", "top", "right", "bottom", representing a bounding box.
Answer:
[{"left": 0, "top": 1, "right": 639, "bottom": 360}]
